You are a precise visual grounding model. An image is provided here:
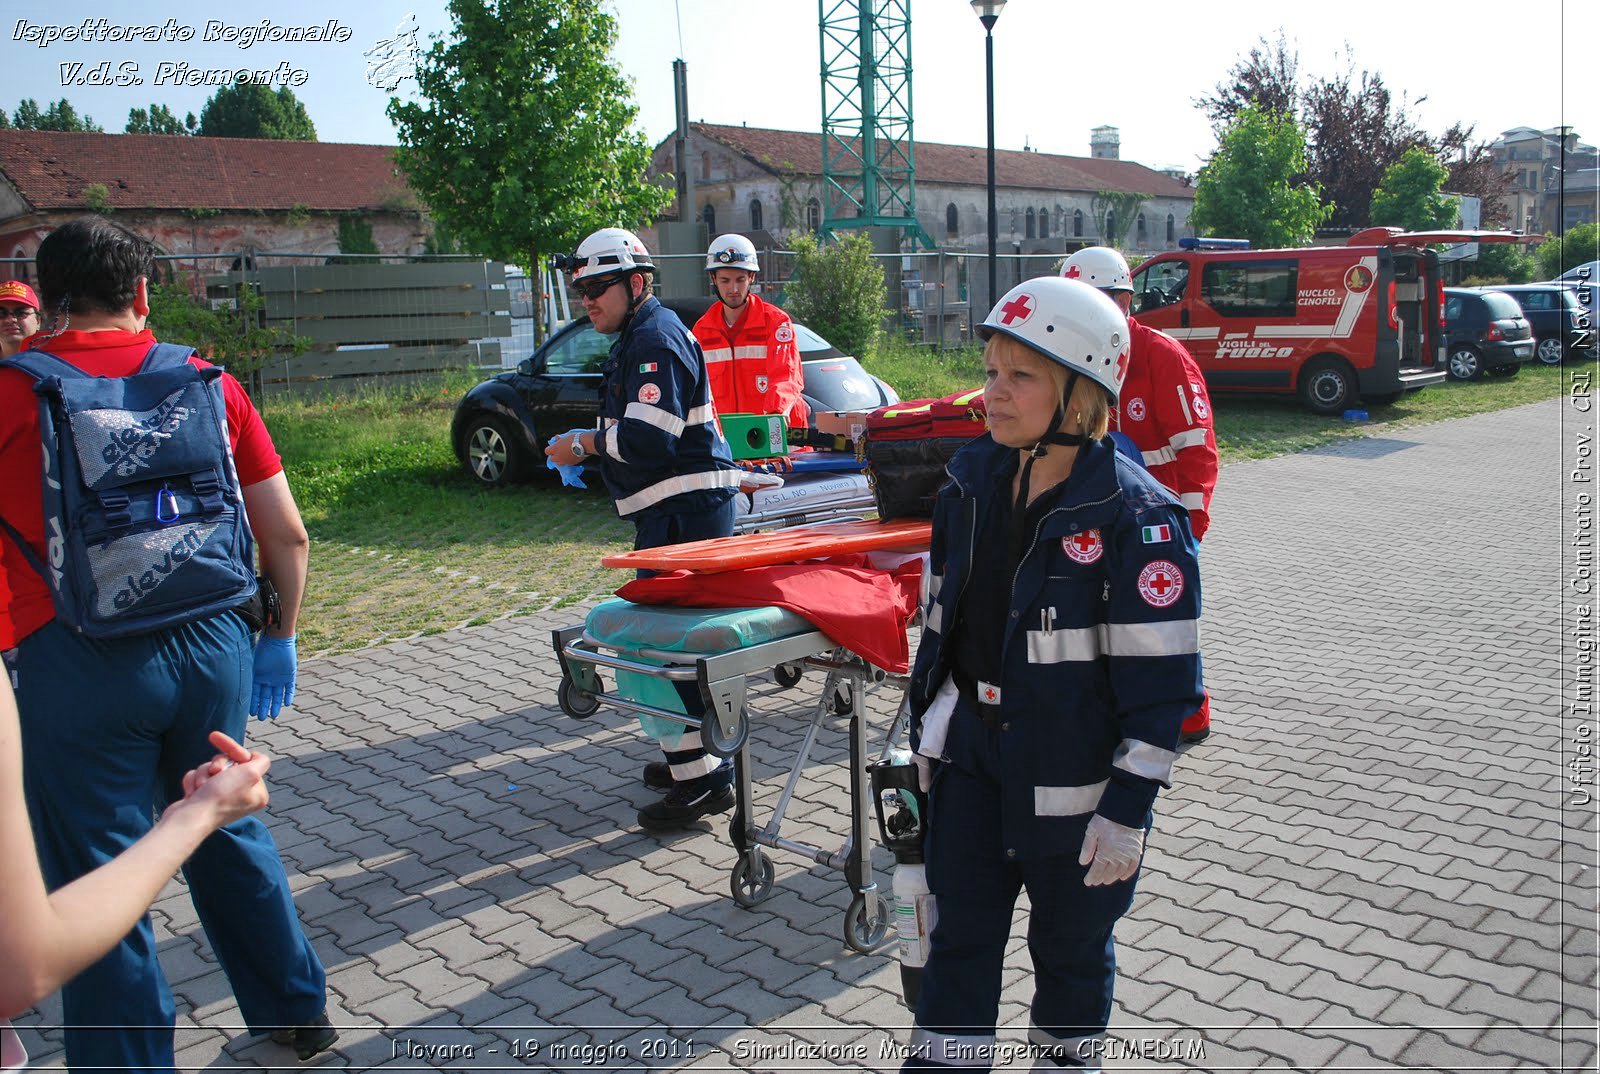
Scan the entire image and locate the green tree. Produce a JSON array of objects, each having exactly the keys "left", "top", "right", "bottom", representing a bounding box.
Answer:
[
  {"left": 197, "top": 84, "right": 317, "bottom": 140},
  {"left": 1369, "top": 147, "right": 1457, "bottom": 231},
  {"left": 1465, "top": 242, "right": 1537, "bottom": 285},
  {"left": 125, "top": 104, "right": 191, "bottom": 135},
  {"left": 1189, "top": 105, "right": 1331, "bottom": 248},
  {"left": 386, "top": 0, "right": 672, "bottom": 339},
  {"left": 1090, "top": 191, "right": 1149, "bottom": 249},
  {"left": 783, "top": 233, "right": 887, "bottom": 360},
  {"left": 327, "top": 216, "right": 379, "bottom": 264},
  {"left": 1537, "top": 222, "right": 1600, "bottom": 279},
  {"left": 11, "top": 97, "right": 101, "bottom": 131},
  {"left": 147, "top": 283, "right": 310, "bottom": 397}
]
